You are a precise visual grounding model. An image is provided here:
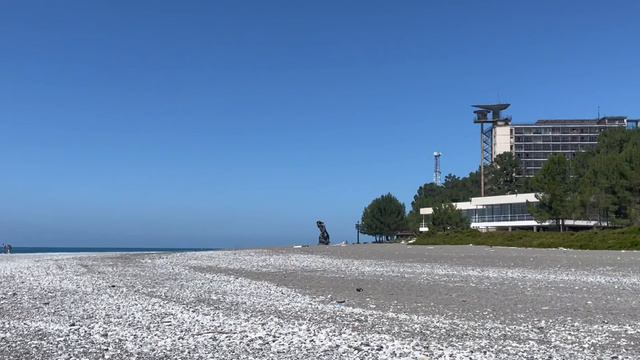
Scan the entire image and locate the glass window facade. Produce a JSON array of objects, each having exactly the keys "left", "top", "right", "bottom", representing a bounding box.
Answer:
[
  {"left": 460, "top": 203, "right": 534, "bottom": 223},
  {"left": 512, "top": 123, "right": 626, "bottom": 176}
]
